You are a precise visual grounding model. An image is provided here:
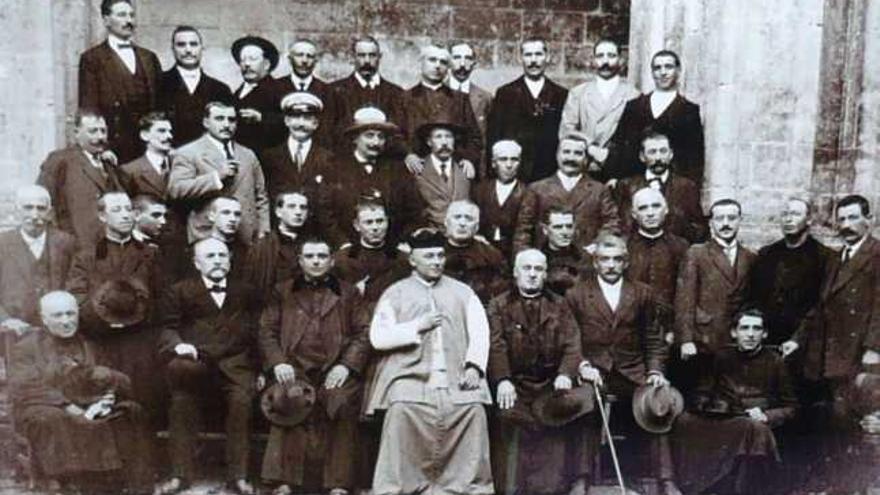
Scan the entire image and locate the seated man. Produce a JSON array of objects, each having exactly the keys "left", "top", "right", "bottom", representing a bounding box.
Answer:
[
  {"left": 259, "top": 237, "right": 370, "bottom": 495},
  {"left": 10, "top": 291, "right": 153, "bottom": 493},
  {"left": 488, "top": 249, "right": 594, "bottom": 495},
  {"left": 672, "top": 309, "right": 797, "bottom": 495},
  {"left": 443, "top": 200, "right": 508, "bottom": 303},
  {"left": 155, "top": 238, "right": 261, "bottom": 495},
  {"left": 542, "top": 207, "right": 589, "bottom": 295}
]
